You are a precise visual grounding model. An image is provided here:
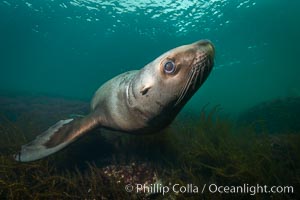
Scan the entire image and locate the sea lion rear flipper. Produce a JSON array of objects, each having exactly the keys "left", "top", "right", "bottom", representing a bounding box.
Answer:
[{"left": 14, "top": 113, "right": 99, "bottom": 162}]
